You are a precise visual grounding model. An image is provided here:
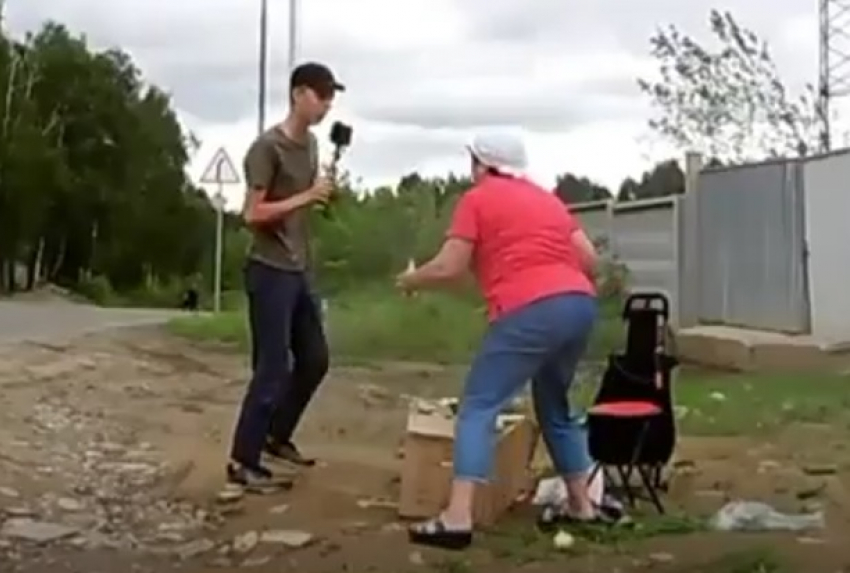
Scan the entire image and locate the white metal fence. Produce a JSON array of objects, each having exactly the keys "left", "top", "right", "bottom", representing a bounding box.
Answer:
[
  {"left": 677, "top": 149, "right": 850, "bottom": 338},
  {"left": 692, "top": 159, "right": 809, "bottom": 333}
]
